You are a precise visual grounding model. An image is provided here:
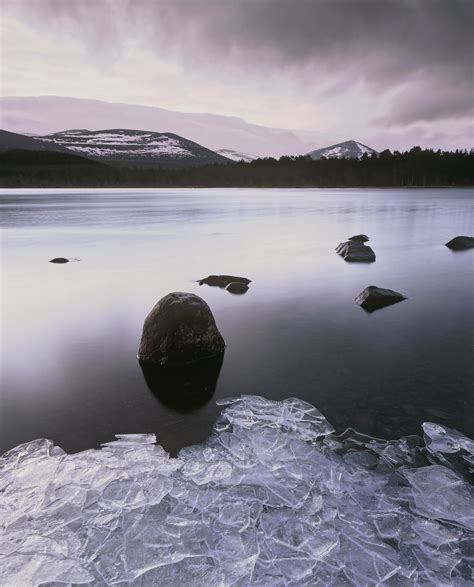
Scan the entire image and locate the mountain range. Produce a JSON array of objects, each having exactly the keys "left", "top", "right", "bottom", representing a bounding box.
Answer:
[
  {"left": 0, "top": 128, "right": 379, "bottom": 168},
  {"left": 0, "top": 128, "right": 230, "bottom": 167}
]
